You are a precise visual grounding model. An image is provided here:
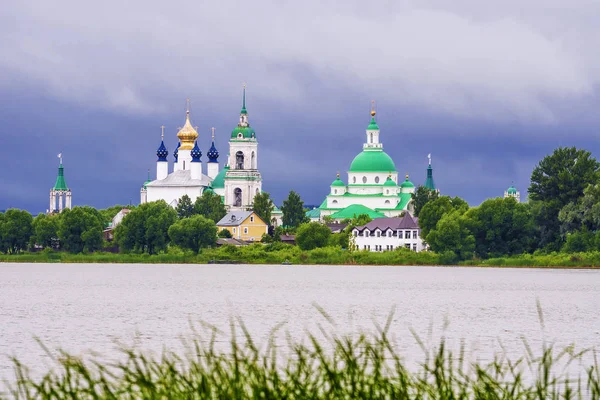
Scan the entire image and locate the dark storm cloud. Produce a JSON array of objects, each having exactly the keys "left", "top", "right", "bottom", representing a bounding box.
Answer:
[{"left": 1, "top": 0, "right": 600, "bottom": 212}]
